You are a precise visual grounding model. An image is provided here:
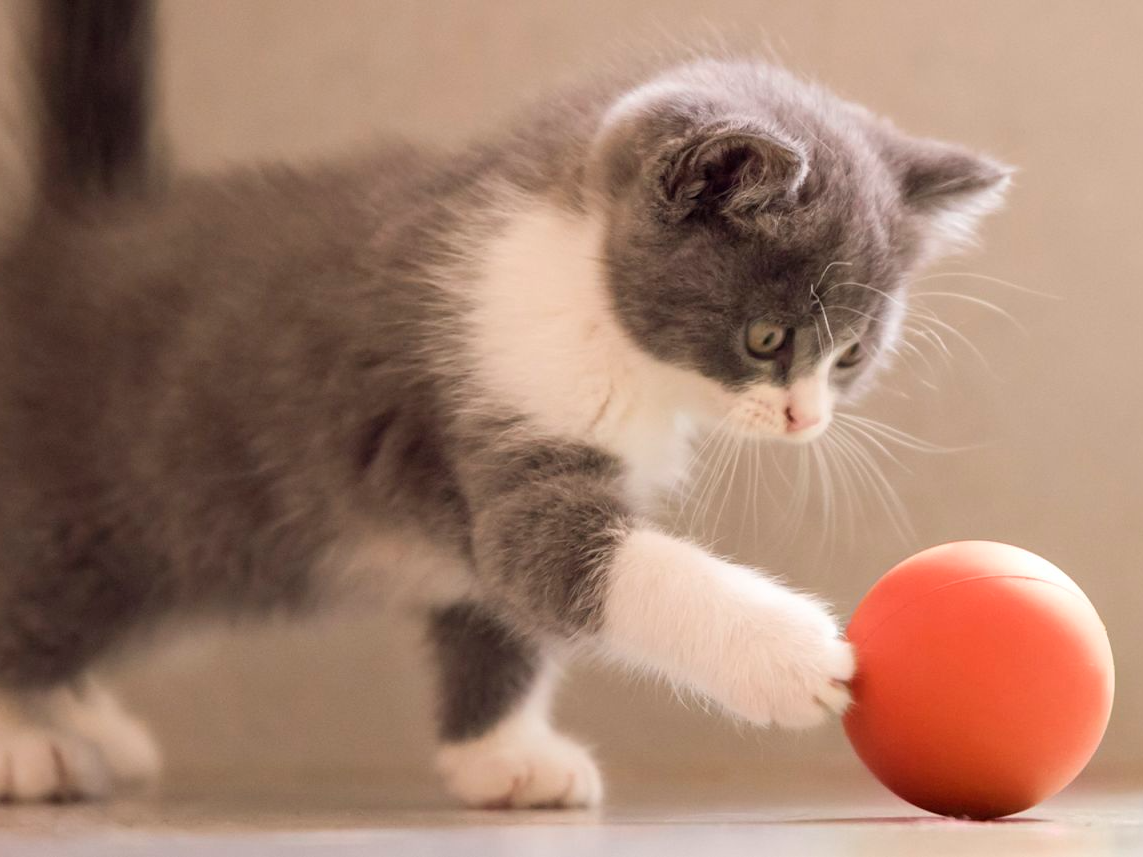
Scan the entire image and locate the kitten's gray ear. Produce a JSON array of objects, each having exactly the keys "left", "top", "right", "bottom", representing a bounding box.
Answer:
[
  {"left": 654, "top": 122, "right": 809, "bottom": 223},
  {"left": 887, "top": 134, "right": 1014, "bottom": 252}
]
